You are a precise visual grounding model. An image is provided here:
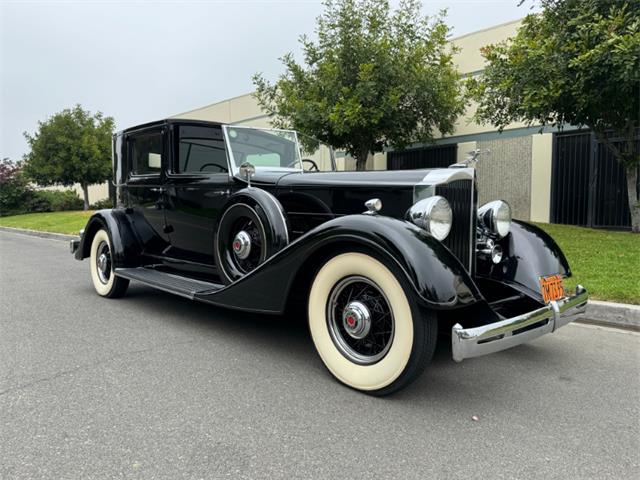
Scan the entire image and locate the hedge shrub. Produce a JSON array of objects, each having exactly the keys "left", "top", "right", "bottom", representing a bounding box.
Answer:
[
  {"left": 90, "top": 198, "right": 114, "bottom": 209},
  {"left": 27, "top": 190, "right": 84, "bottom": 213}
]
